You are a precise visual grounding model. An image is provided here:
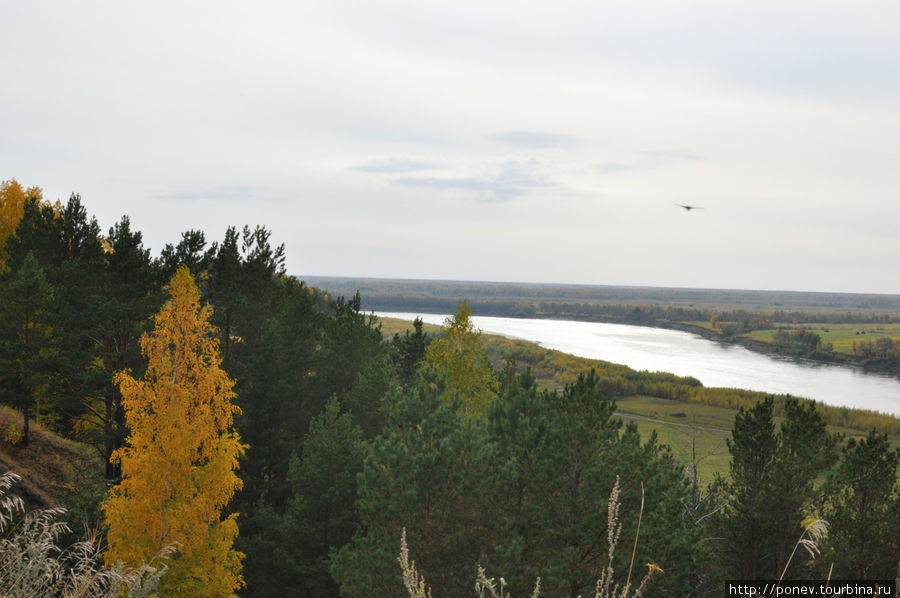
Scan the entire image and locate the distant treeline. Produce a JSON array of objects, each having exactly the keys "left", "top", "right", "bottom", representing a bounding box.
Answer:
[
  {"left": 304, "top": 276, "right": 900, "bottom": 319},
  {"left": 354, "top": 292, "right": 900, "bottom": 326}
]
